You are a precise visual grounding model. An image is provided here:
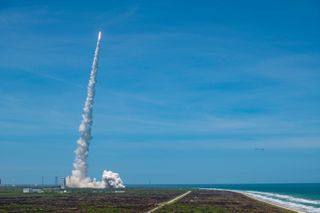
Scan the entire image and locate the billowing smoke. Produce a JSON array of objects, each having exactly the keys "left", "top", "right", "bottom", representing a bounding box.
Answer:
[{"left": 66, "top": 32, "right": 125, "bottom": 189}]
